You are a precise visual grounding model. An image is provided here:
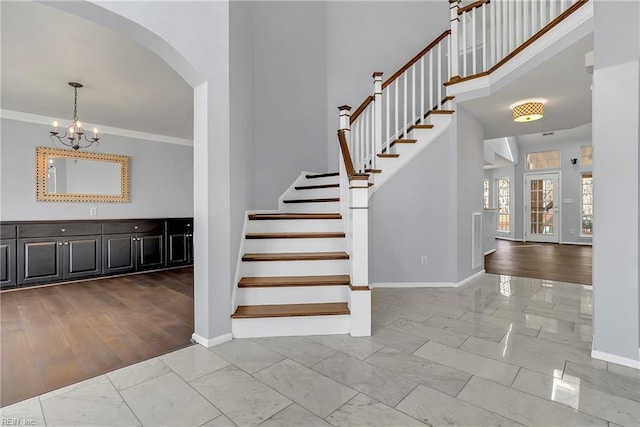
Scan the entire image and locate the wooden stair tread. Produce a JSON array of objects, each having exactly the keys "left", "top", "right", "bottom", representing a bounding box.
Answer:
[
  {"left": 248, "top": 213, "right": 341, "bottom": 220},
  {"left": 246, "top": 232, "right": 345, "bottom": 239},
  {"left": 295, "top": 183, "right": 339, "bottom": 190},
  {"left": 282, "top": 198, "right": 339, "bottom": 204},
  {"left": 408, "top": 124, "right": 434, "bottom": 131},
  {"left": 238, "top": 275, "right": 350, "bottom": 288},
  {"left": 428, "top": 109, "right": 455, "bottom": 115},
  {"left": 232, "top": 302, "right": 350, "bottom": 319},
  {"left": 242, "top": 252, "right": 349, "bottom": 261},
  {"left": 378, "top": 153, "right": 399, "bottom": 158},
  {"left": 365, "top": 169, "right": 382, "bottom": 173},
  {"left": 306, "top": 172, "right": 339, "bottom": 179},
  {"left": 393, "top": 139, "right": 417, "bottom": 144}
]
